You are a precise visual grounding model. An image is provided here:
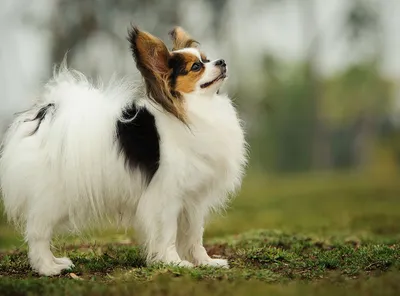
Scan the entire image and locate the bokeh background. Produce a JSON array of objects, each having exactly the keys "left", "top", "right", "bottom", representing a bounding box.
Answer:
[{"left": 1, "top": 0, "right": 400, "bottom": 247}]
